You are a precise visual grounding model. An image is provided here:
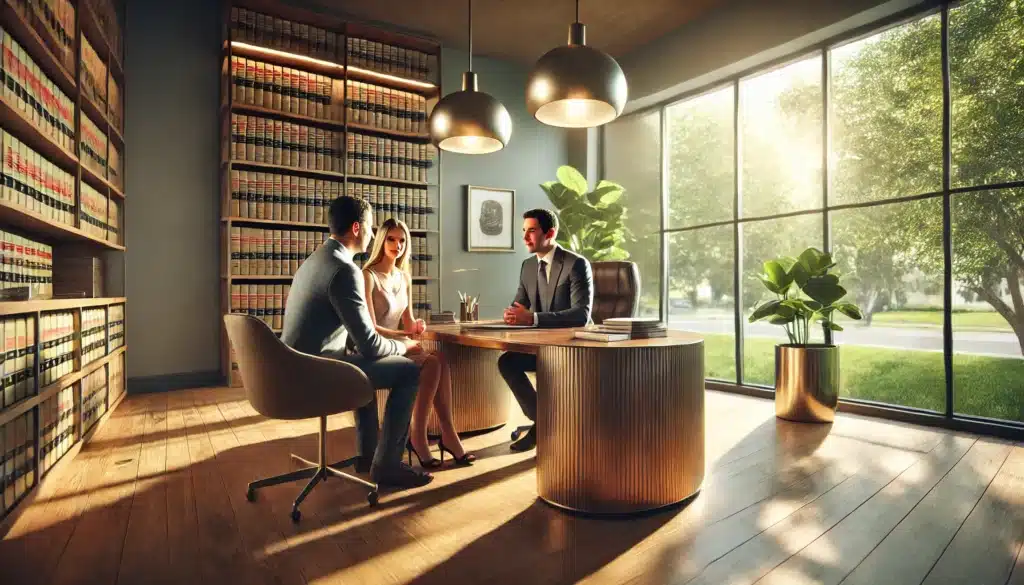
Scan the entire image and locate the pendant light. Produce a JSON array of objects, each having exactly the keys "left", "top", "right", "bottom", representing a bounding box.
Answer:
[
  {"left": 525, "top": 0, "right": 627, "bottom": 128},
  {"left": 429, "top": 0, "right": 512, "bottom": 154}
]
